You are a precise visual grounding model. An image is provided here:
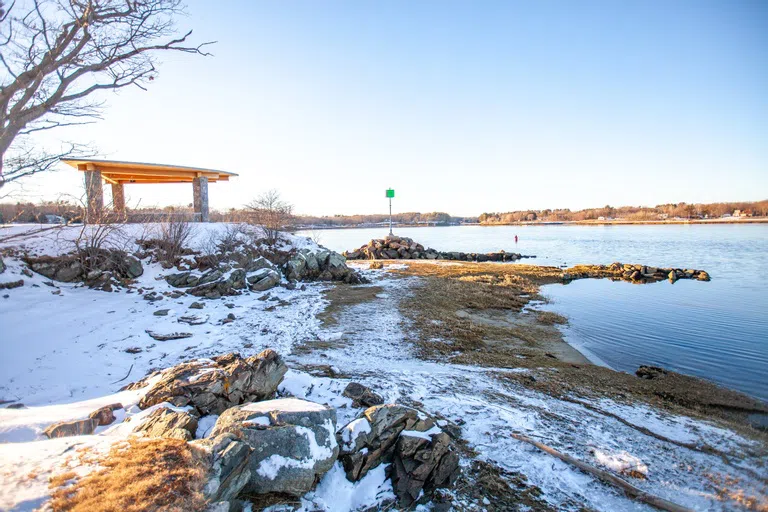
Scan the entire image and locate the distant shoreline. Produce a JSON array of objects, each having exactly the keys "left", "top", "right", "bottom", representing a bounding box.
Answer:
[{"left": 295, "top": 217, "right": 768, "bottom": 230}]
